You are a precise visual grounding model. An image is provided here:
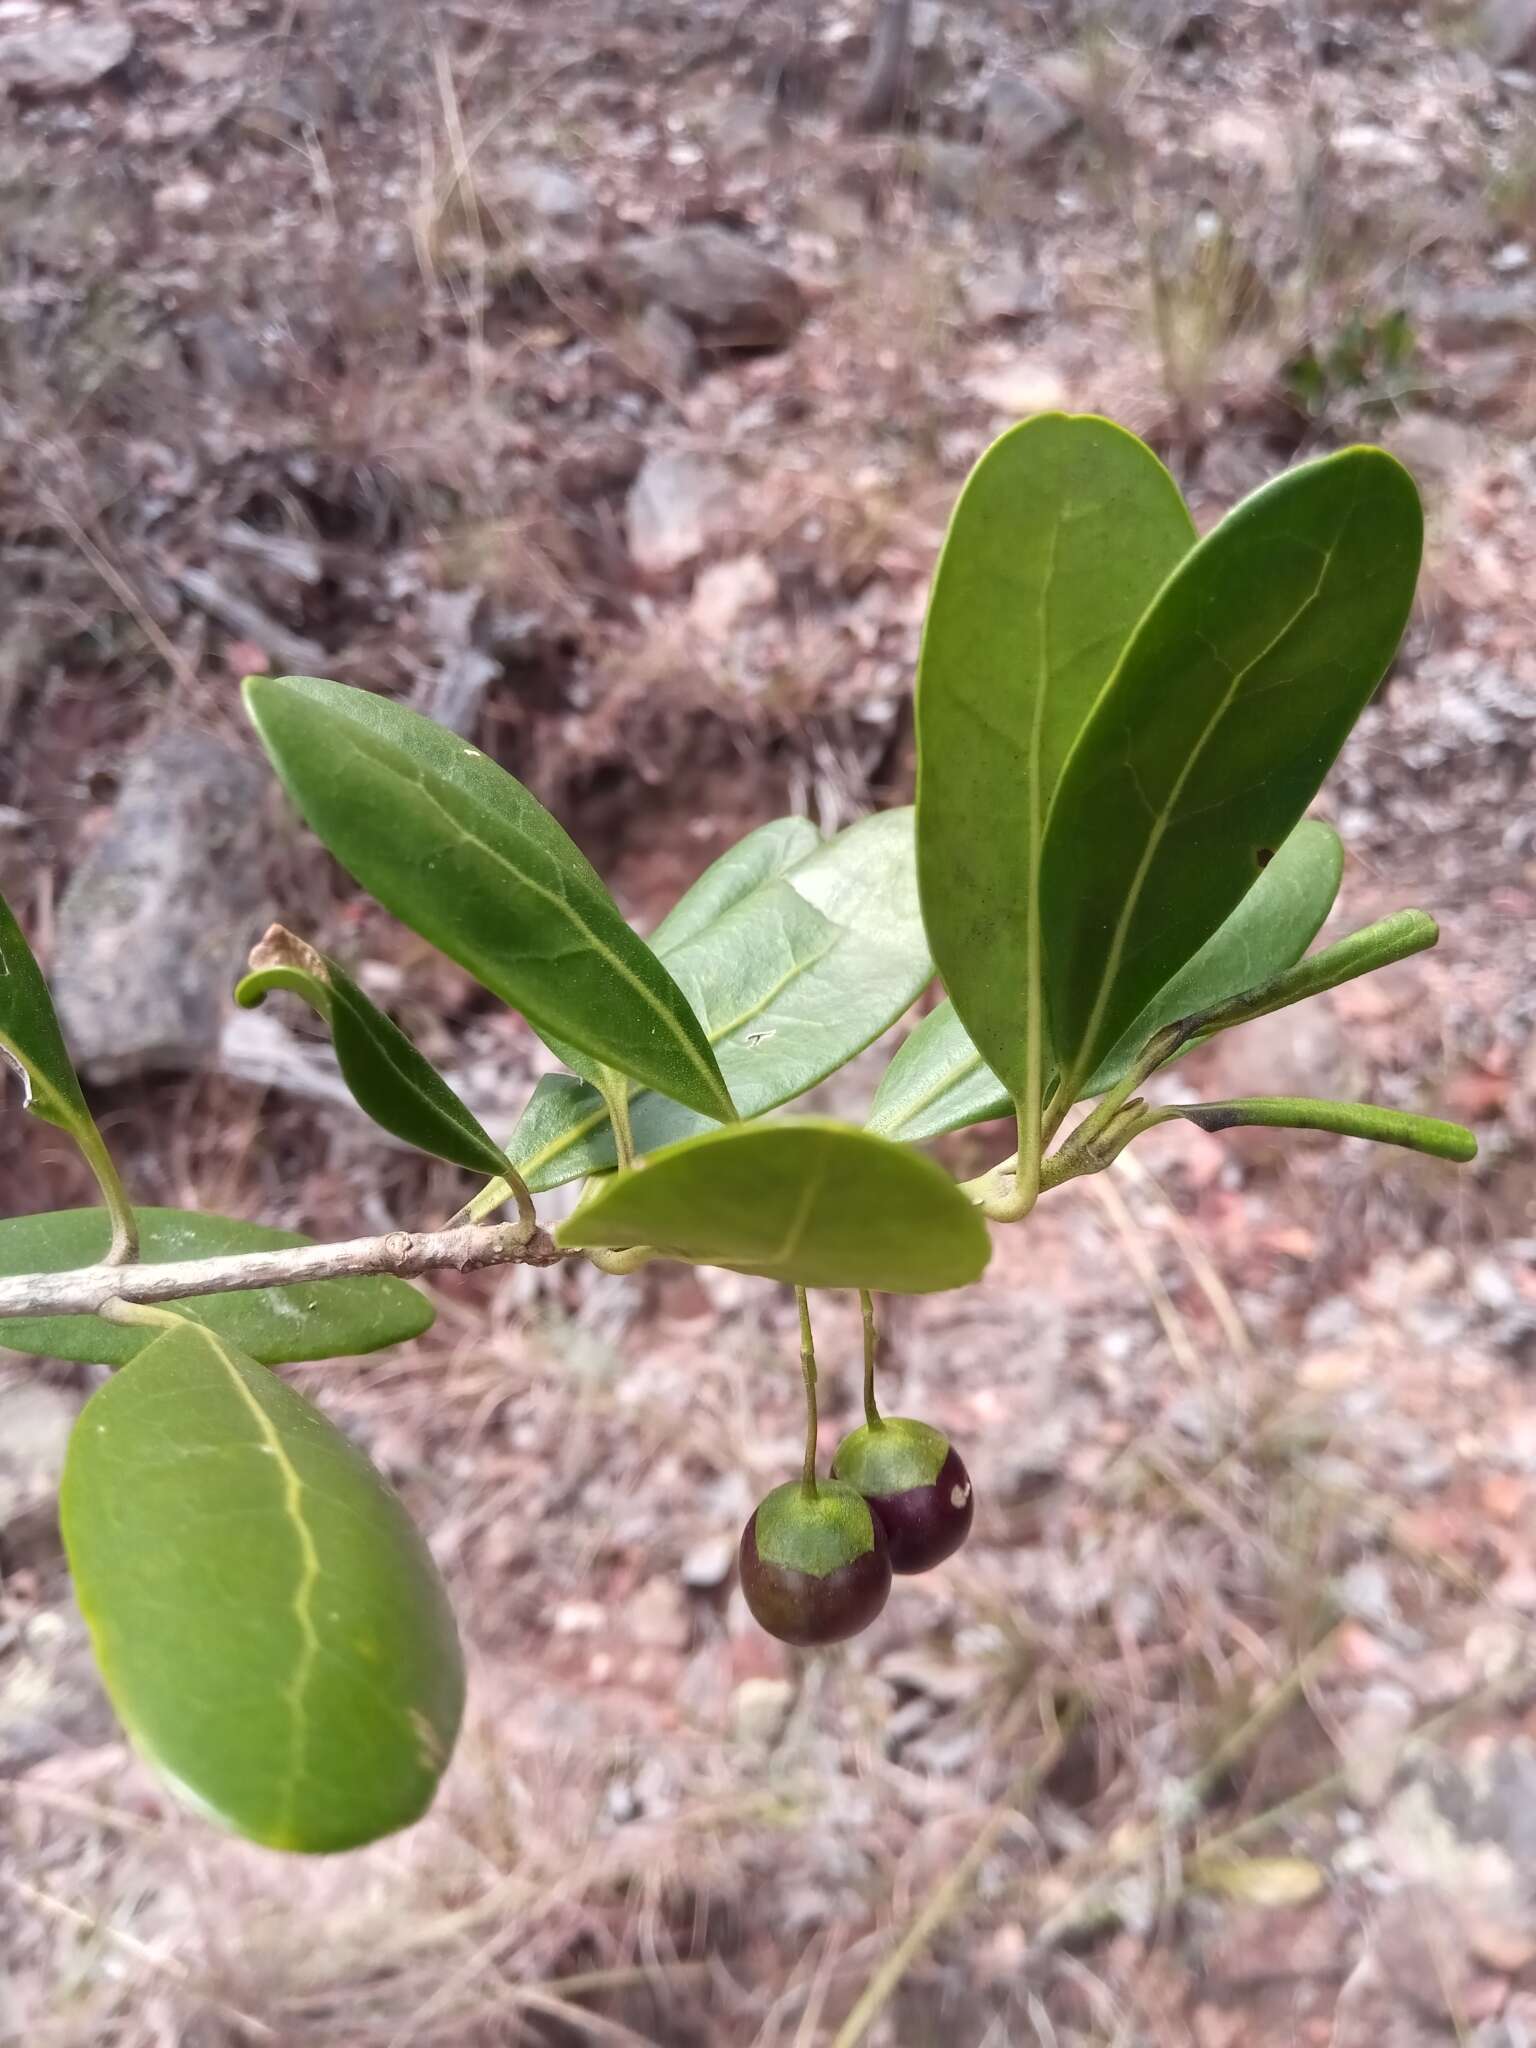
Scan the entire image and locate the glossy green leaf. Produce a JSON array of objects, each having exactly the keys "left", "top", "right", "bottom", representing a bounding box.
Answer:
[
  {"left": 556, "top": 1117, "right": 990, "bottom": 1292},
  {"left": 915, "top": 416, "right": 1196, "bottom": 1127},
  {"left": 242, "top": 675, "right": 734, "bottom": 1124},
  {"left": 868, "top": 819, "right": 1344, "bottom": 1144},
  {"left": 1078, "top": 817, "right": 1344, "bottom": 1095},
  {"left": 1042, "top": 446, "right": 1422, "bottom": 1099},
  {"left": 61, "top": 1320, "right": 463, "bottom": 1851},
  {"left": 0, "top": 883, "right": 95, "bottom": 1137},
  {"left": 1161, "top": 1096, "right": 1476, "bottom": 1162},
  {"left": 506, "top": 811, "right": 933, "bottom": 1190},
  {"left": 0, "top": 1208, "right": 433, "bottom": 1365},
  {"left": 236, "top": 929, "right": 511, "bottom": 1178}
]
